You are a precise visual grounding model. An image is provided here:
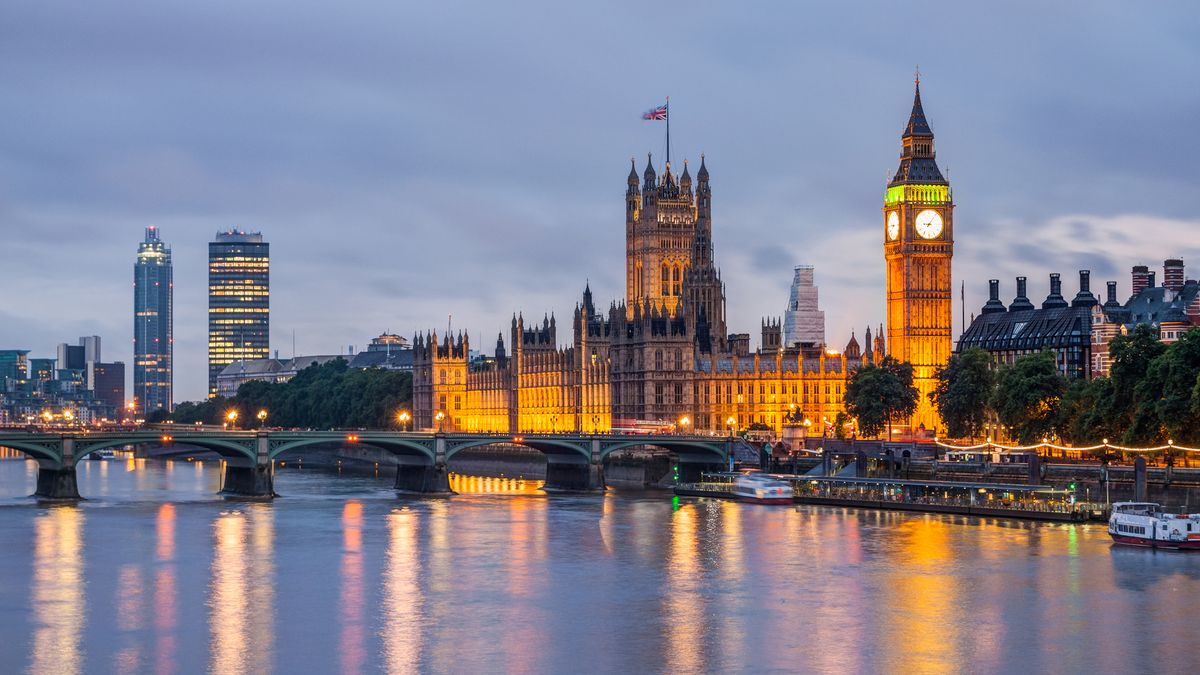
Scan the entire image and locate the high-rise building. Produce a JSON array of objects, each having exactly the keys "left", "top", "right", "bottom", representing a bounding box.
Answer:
[
  {"left": 87, "top": 361, "right": 126, "bottom": 410},
  {"left": 56, "top": 343, "right": 85, "bottom": 371},
  {"left": 208, "top": 229, "right": 270, "bottom": 397},
  {"left": 883, "top": 78, "right": 955, "bottom": 433},
  {"left": 783, "top": 265, "right": 826, "bottom": 347},
  {"left": 134, "top": 226, "right": 173, "bottom": 414}
]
